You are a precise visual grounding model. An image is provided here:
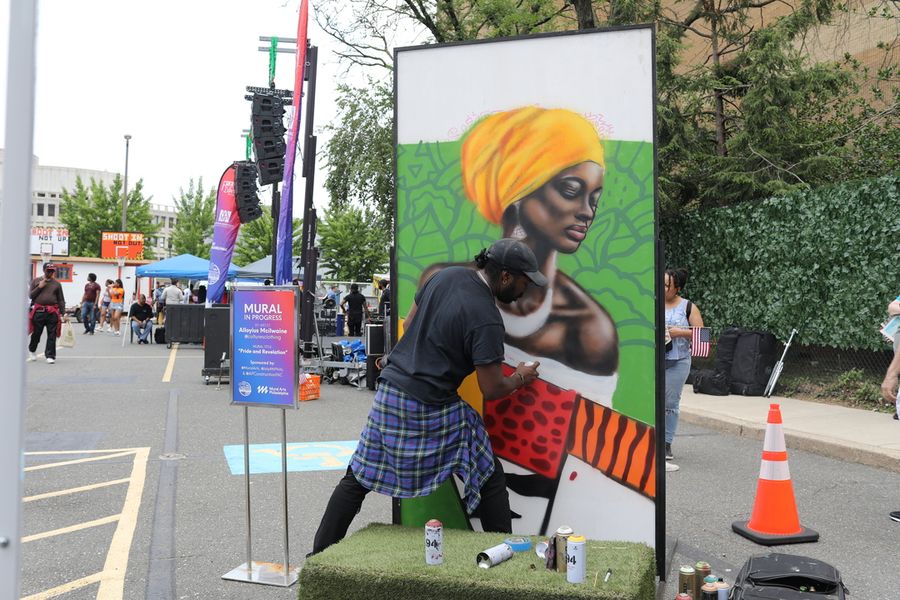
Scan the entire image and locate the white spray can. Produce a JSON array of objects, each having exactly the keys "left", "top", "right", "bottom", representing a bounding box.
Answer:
[
  {"left": 566, "top": 535, "right": 586, "bottom": 584},
  {"left": 425, "top": 519, "right": 443, "bottom": 565}
]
